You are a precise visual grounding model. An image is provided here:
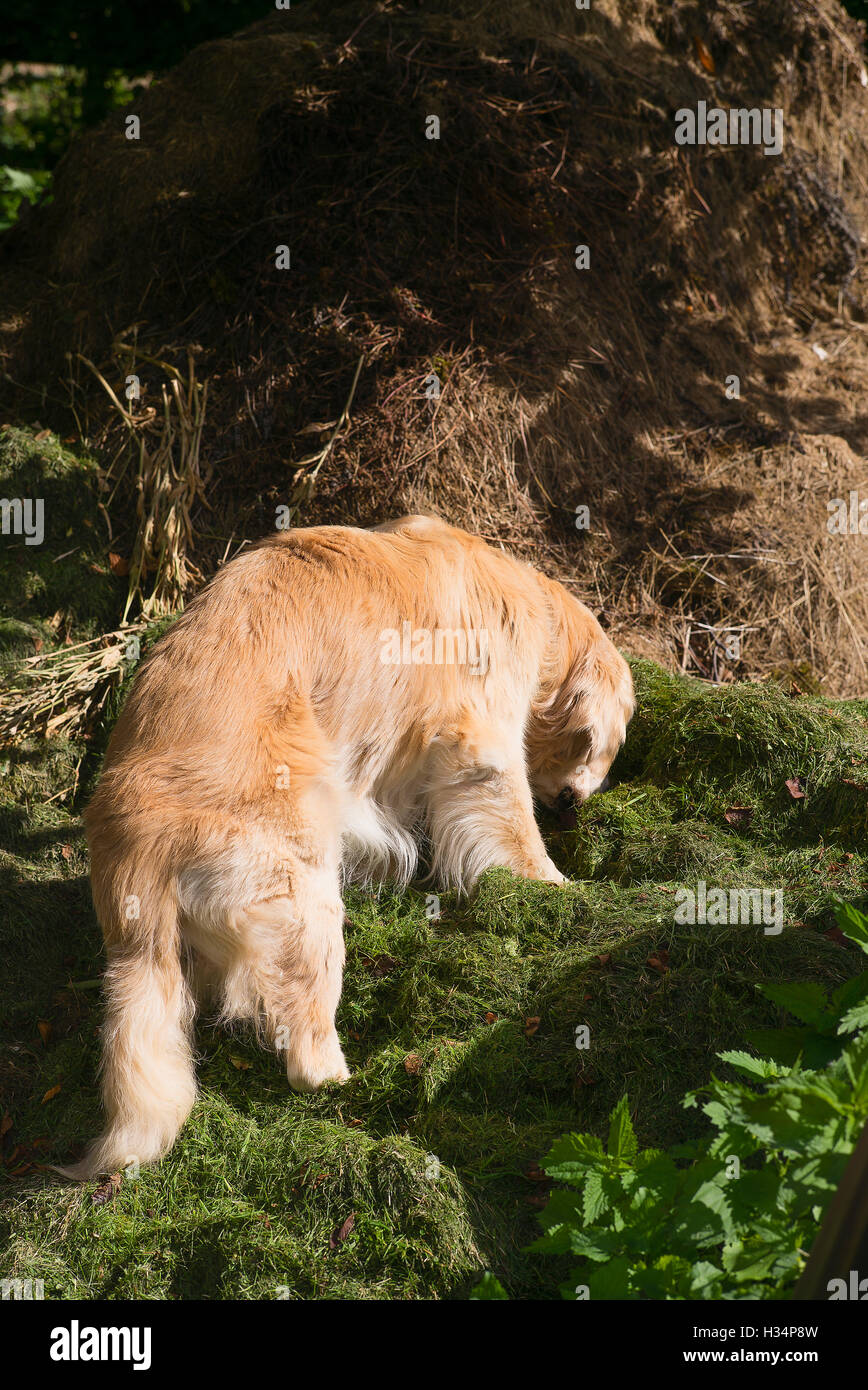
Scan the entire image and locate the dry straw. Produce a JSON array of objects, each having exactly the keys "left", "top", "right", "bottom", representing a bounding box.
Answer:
[{"left": 1, "top": 0, "right": 867, "bottom": 741}]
